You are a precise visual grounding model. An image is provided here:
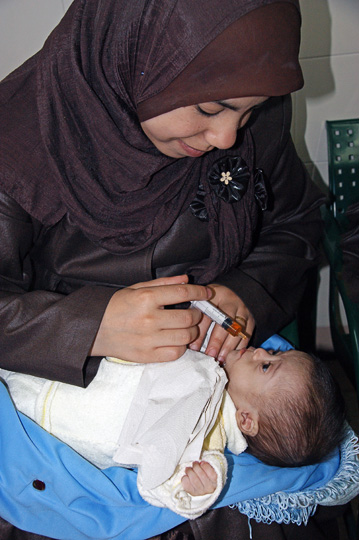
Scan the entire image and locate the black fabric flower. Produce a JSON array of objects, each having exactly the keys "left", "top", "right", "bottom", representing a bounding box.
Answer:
[
  {"left": 254, "top": 168, "right": 268, "bottom": 211},
  {"left": 208, "top": 156, "right": 250, "bottom": 204},
  {"left": 190, "top": 182, "right": 209, "bottom": 221}
]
